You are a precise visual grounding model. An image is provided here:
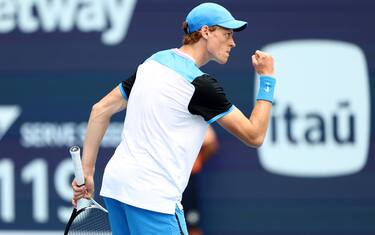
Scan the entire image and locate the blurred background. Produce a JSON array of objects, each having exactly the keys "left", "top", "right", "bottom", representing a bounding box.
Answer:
[{"left": 0, "top": 0, "right": 374, "bottom": 234}]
